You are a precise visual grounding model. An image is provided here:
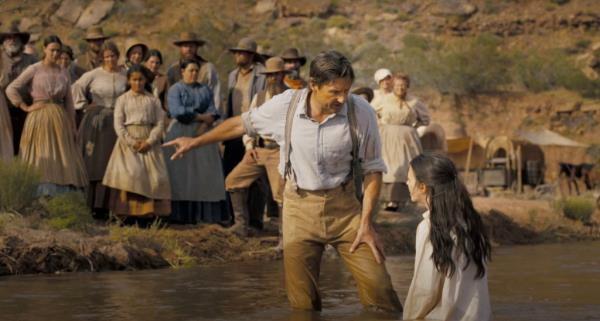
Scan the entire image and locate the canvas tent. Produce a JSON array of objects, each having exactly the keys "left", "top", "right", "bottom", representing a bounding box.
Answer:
[{"left": 514, "top": 129, "right": 590, "bottom": 183}]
